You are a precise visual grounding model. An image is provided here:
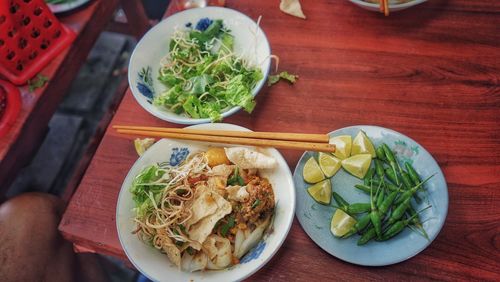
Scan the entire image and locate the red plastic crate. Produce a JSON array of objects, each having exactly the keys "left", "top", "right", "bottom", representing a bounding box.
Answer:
[
  {"left": 0, "top": 79, "right": 21, "bottom": 137},
  {"left": 0, "top": 0, "right": 76, "bottom": 85}
]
